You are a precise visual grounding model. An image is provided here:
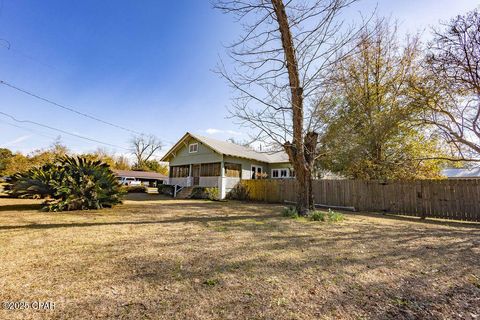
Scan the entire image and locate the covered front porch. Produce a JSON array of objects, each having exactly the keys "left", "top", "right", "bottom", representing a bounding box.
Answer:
[{"left": 169, "top": 162, "right": 241, "bottom": 198}]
